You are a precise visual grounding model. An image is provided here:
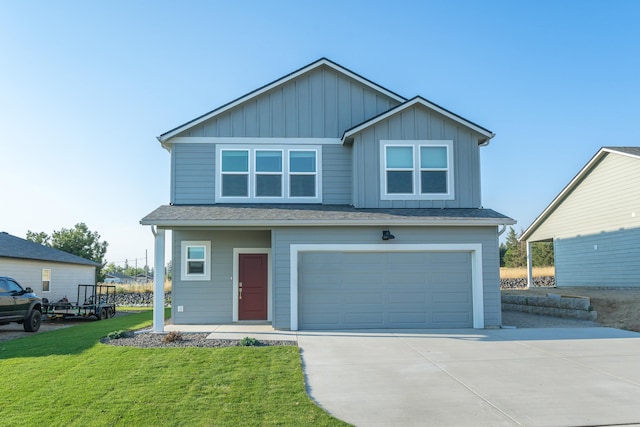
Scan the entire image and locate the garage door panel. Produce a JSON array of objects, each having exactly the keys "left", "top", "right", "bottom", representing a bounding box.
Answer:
[{"left": 299, "top": 251, "right": 473, "bottom": 330}]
